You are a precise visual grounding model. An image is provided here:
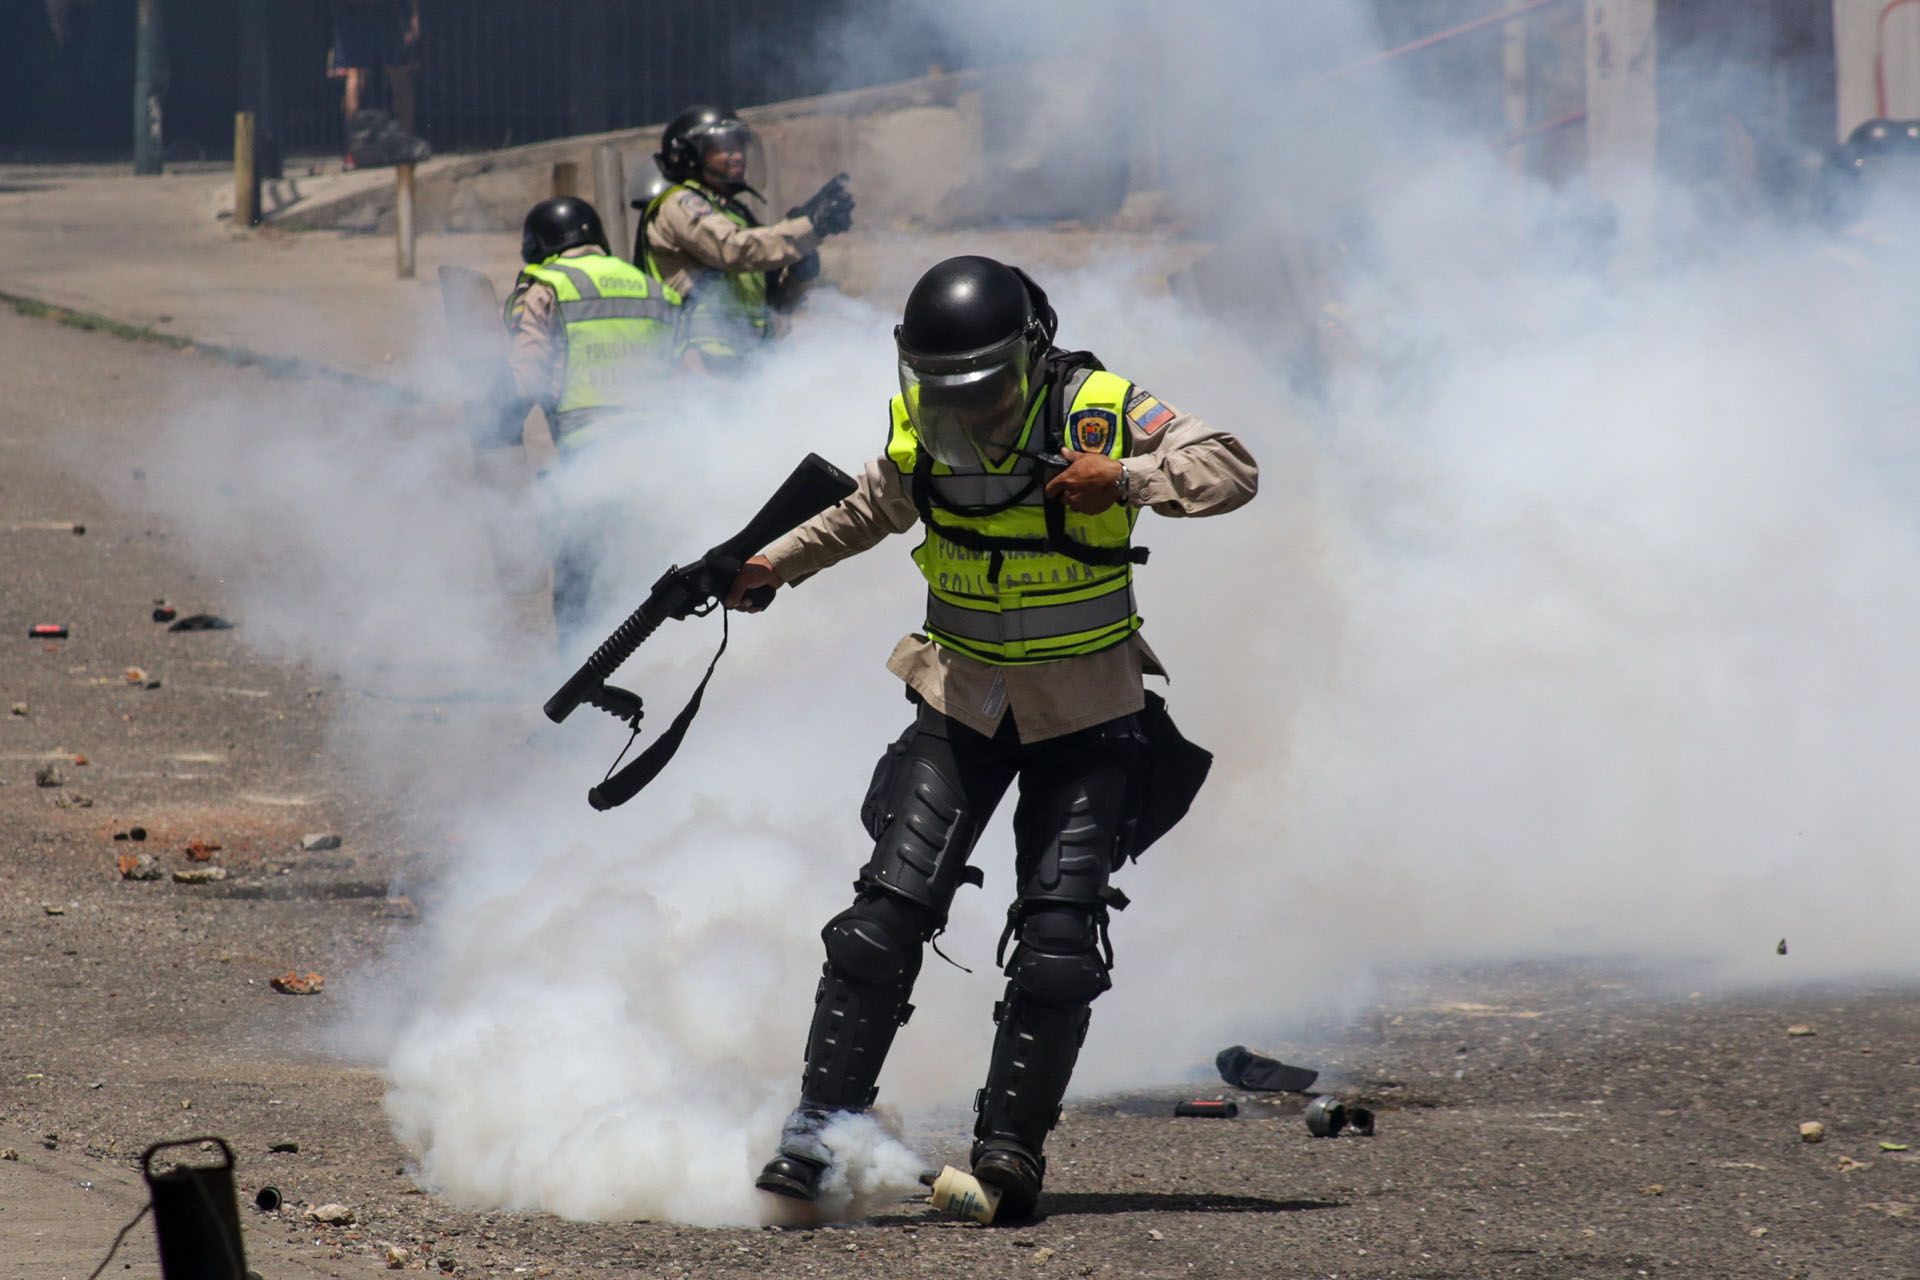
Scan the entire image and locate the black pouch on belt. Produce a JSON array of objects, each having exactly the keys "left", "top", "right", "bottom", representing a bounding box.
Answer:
[{"left": 1124, "top": 690, "right": 1213, "bottom": 862}]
